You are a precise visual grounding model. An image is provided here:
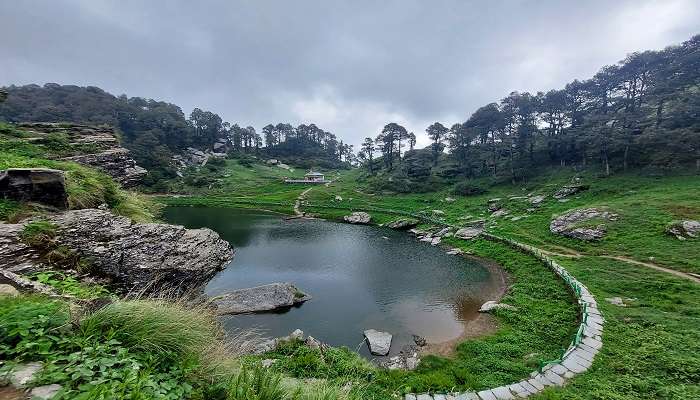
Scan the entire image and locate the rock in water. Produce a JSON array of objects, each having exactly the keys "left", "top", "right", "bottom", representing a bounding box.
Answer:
[
  {"left": 211, "top": 283, "right": 311, "bottom": 315},
  {"left": 2, "top": 209, "right": 233, "bottom": 293},
  {"left": 364, "top": 329, "right": 392, "bottom": 356},
  {"left": 666, "top": 220, "right": 700, "bottom": 240},
  {"left": 0, "top": 168, "right": 68, "bottom": 209},
  {"left": 344, "top": 212, "right": 371, "bottom": 224},
  {"left": 550, "top": 208, "right": 618, "bottom": 241},
  {"left": 386, "top": 218, "right": 419, "bottom": 230}
]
